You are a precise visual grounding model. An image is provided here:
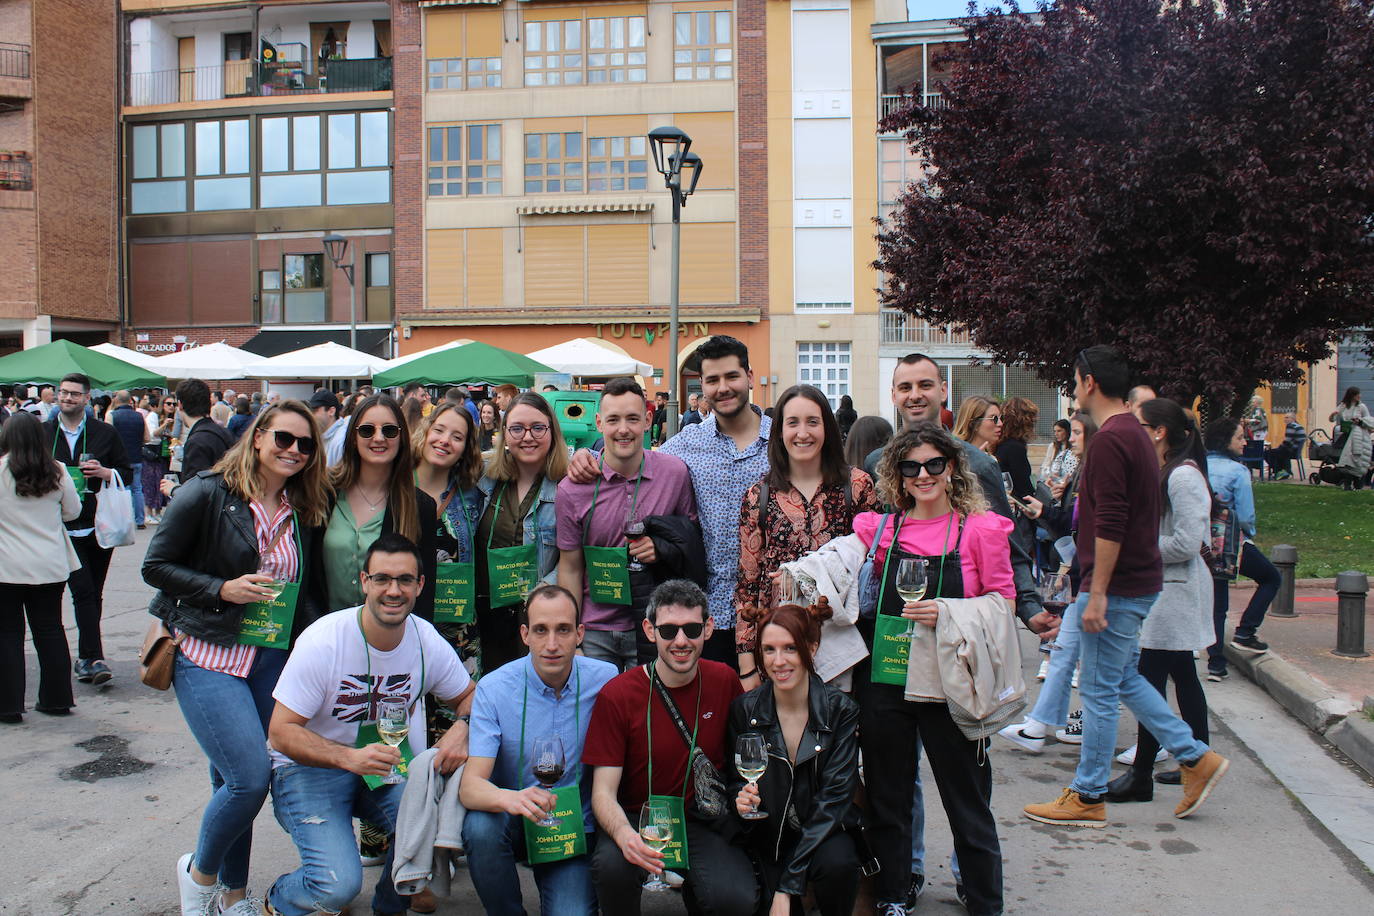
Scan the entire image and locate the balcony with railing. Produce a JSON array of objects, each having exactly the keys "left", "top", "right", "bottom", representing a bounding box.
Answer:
[
  {"left": 881, "top": 309, "right": 972, "bottom": 347},
  {"left": 127, "top": 56, "right": 392, "bottom": 108},
  {"left": 0, "top": 42, "right": 32, "bottom": 104},
  {"left": 879, "top": 92, "right": 947, "bottom": 122}
]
